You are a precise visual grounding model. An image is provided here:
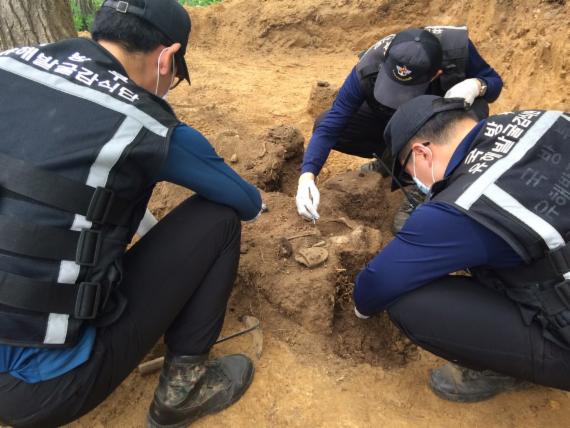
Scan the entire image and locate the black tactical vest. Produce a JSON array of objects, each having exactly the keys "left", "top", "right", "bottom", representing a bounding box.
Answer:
[
  {"left": 0, "top": 38, "right": 179, "bottom": 347},
  {"left": 356, "top": 25, "right": 469, "bottom": 114},
  {"left": 431, "top": 110, "right": 570, "bottom": 347}
]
